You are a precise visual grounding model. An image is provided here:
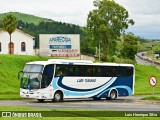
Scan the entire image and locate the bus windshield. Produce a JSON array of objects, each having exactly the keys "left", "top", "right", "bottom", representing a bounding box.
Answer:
[
  {"left": 23, "top": 64, "right": 43, "bottom": 73},
  {"left": 20, "top": 65, "right": 43, "bottom": 89},
  {"left": 20, "top": 73, "right": 42, "bottom": 89}
]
